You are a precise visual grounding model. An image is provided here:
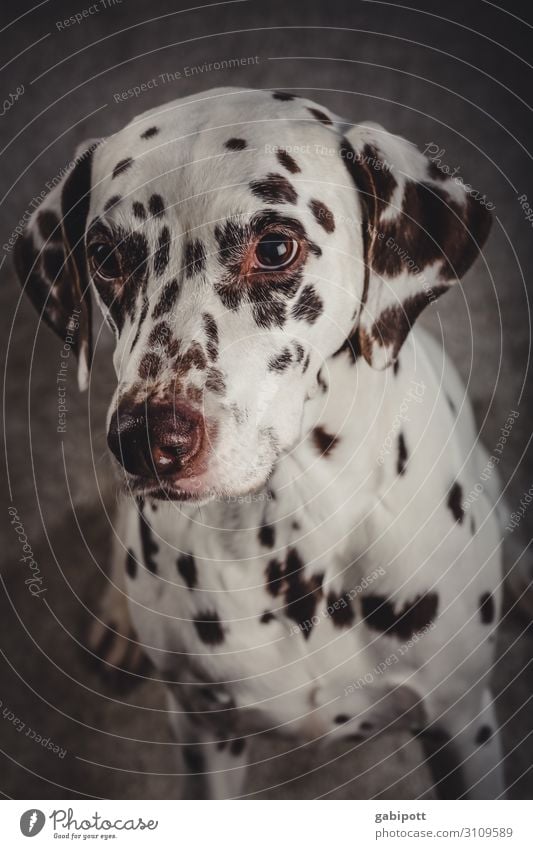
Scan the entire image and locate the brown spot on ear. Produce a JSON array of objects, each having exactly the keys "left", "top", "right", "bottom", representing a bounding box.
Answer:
[
  {"left": 225, "top": 138, "right": 247, "bottom": 150},
  {"left": 37, "top": 210, "right": 62, "bottom": 242},
  {"left": 250, "top": 173, "right": 298, "bottom": 205},
  {"left": 43, "top": 248, "right": 65, "bottom": 281},
  {"left": 309, "top": 199, "right": 335, "bottom": 233},
  {"left": 112, "top": 158, "right": 133, "bottom": 178},
  {"left": 479, "top": 592, "right": 495, "bottom": 624},
  {"left": 291, "top": 285, "right": 324, "bottom": 324},
  {"left": 367, "top": 287, "right": 447, "bottom": 362},
  {"left": 308, "top": 107, "right": 332, "bottom": 126},
  {"left": 362, "top": 592, "right": 438, "bottom": 640},
  {"left": 448, "top": 481, "right": 465, "bottom": 524},
  {"left": 312, "top": 426, "right": 338, "bottom": 457},
  {"left": 277, "top": 149, "right": 301, "bottom": 174}
]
